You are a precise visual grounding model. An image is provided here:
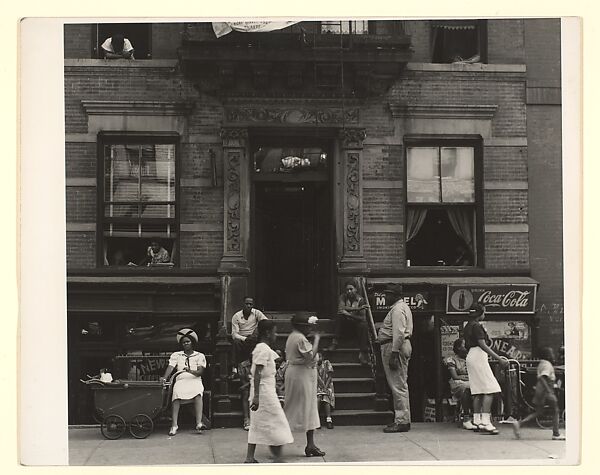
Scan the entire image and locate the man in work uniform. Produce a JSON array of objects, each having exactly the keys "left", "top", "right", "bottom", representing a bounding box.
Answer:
[{"left": 377, "top": 295, "right": 413, "bottom": 433}]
